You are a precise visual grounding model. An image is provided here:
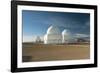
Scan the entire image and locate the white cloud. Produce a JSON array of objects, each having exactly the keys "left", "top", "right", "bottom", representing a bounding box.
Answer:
[
  {"left": 23, "top": 35, "right": 36, "bottom": 42},
  {"left": 75, "top": 33, "right": 89, "bottom": 38}
]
